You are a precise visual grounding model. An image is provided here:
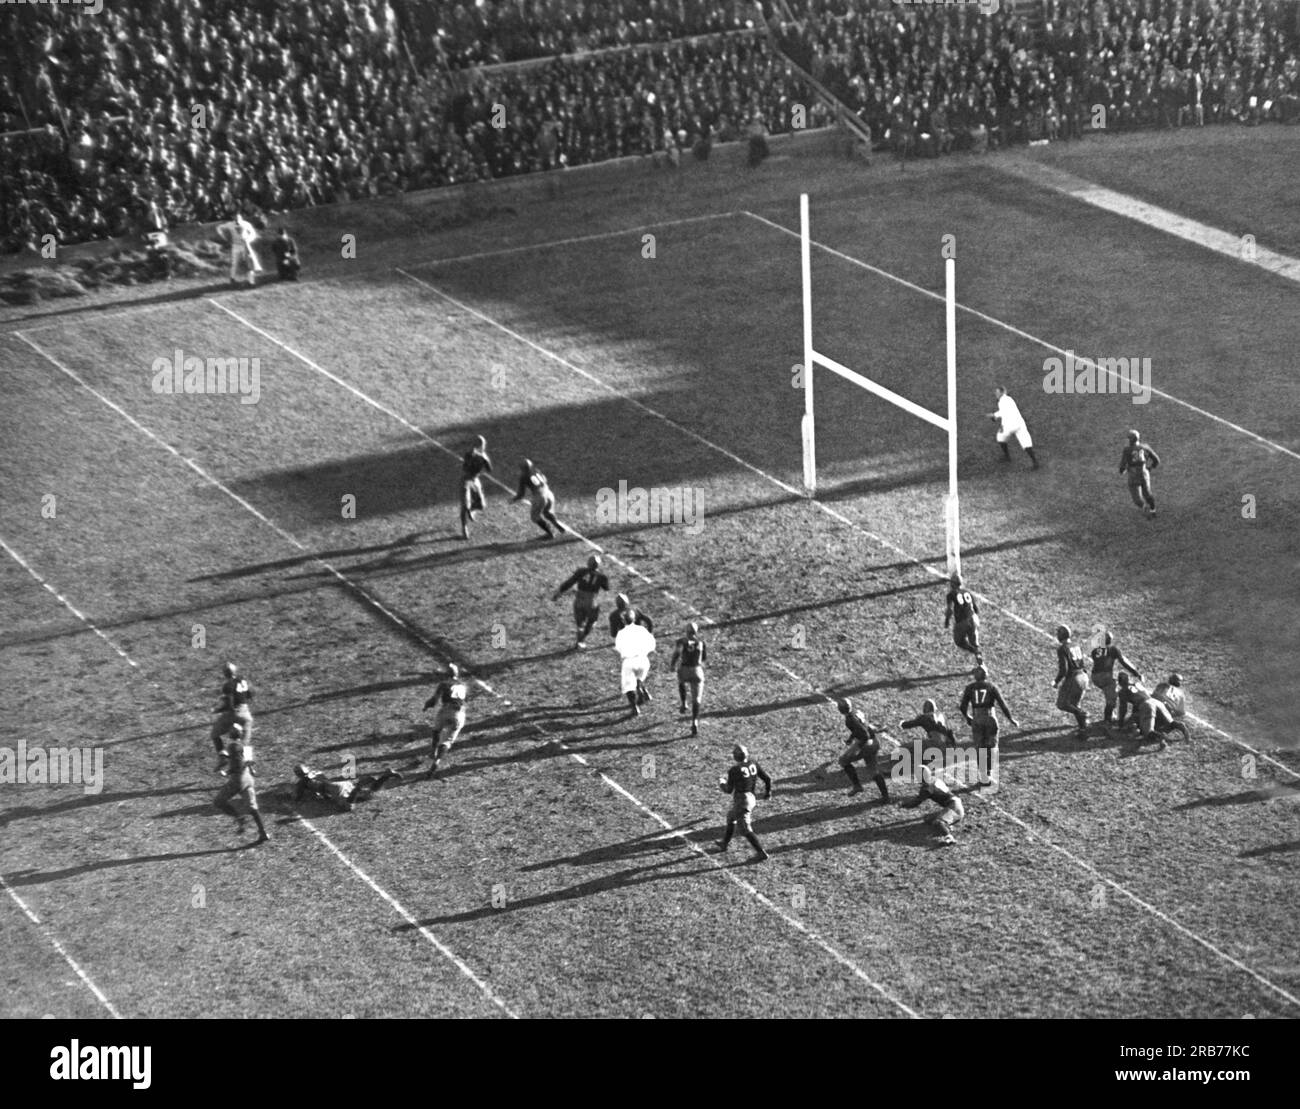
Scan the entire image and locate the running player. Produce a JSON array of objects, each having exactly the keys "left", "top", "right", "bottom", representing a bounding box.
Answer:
[
  {"left": 989, "top": 386, "right": 1039, "bottom": 468},
  {"left": 901, "top": 764, "right": 965, "bottom": 846},
  {"left": 1053, "top": 624, "right": 1090, "bottom": 733},
  {"left": 213, "top": 724, "right": 269, "bottom": 844},
  {"left": 513, "top": 459, "right": 569, "bottom": 539},
  {"left": 458, "top": 435, "right": 493, "bottom": 540},
  {"left": 717, "top": 744, "right": 771, "bottom": 861},
  {"left": 837, "top": 698, "right": 890, "bottom": 802},
  {"left": 292, "top": 763, "right": 402, "bottom": 812},
  {"left": 1118, "top": 430, "right": 1161, "bottom": 518},
  {"left": 669, "top": 622, "right": 707, "bottom": 736},
  {"left": 423, "top": 664, "right": 469, "bottom": 778},
  {"left": 210, "top": 662, "right": 254, "bottom": 772},
  {"left": 959, "top": 665, "right": 1018, "bottom": 768},
  {"left": 899, "top": 698, "right": 958, "bottom": 748},
  {"left": 608, "top": 594, "right": 654, "bottom": 639},
  {"left": 1089, "top": 630, "right": 1143, "bottom": 726},
  {"left": 944, "top": 571, "right": 983, "bottom": 662},
  {"left": 614, "top": 620, "right": 656, "bottom": 716},
  {"left": 553, "top": 554, "right": 610, "bottom": 648}
]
